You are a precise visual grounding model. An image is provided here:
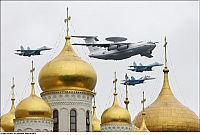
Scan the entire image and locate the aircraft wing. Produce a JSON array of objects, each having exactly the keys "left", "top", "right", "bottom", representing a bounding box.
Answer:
[
  {"left": 129, "top": 65, "right": 145, "bottom": 68},
  {"left": 15, "top": 49, "right": 35, "bottom": 52},
  {"left": 15, "top": 50, "right": 28, "bottom": 52},
  {"left": 14, "top": 52, "right": 23, "bottom": 55},
  {"left": 72, "top": 43, "right": 111, "bottom": 48},
  {"left": 72, "top": 43, "right": 131, "bottom": 48}
]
